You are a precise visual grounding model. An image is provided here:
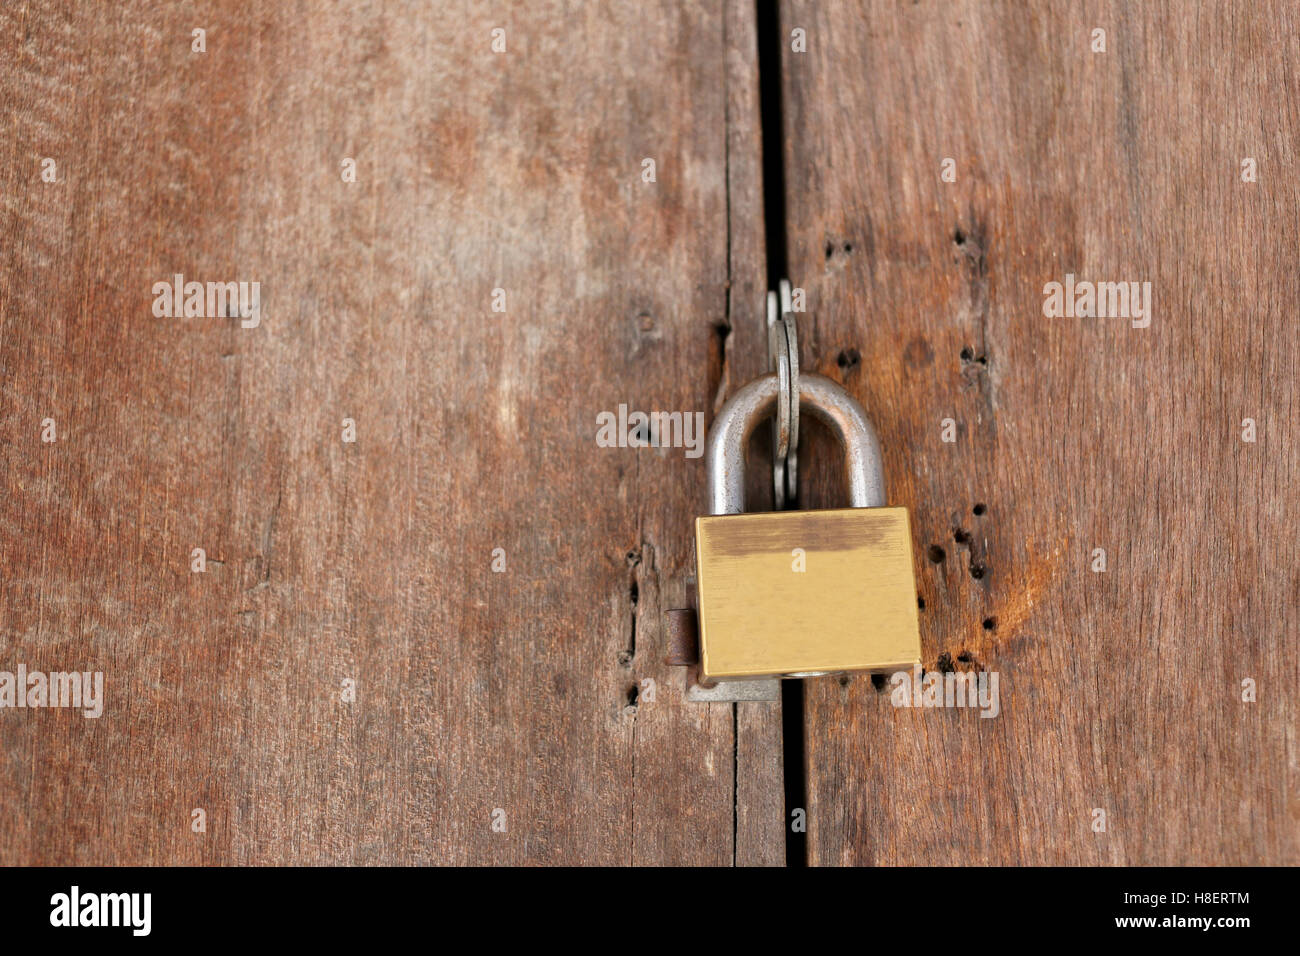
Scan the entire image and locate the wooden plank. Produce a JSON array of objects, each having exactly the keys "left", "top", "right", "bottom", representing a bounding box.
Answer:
[
  {"left": 782, "top": 0, "right": 1297, "bottom": 864},
  {"left": 0, "top": 0, "right": 781, "bottom": 865},
  {"left": 724, "top": 0, "right": 786, "bottom": 868}
]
